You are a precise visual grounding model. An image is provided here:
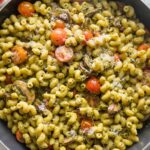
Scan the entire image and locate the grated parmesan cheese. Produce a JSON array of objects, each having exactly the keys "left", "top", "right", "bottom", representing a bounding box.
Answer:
[{"left": 38, "top": 103, "right": 46, "bottom": 111}]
